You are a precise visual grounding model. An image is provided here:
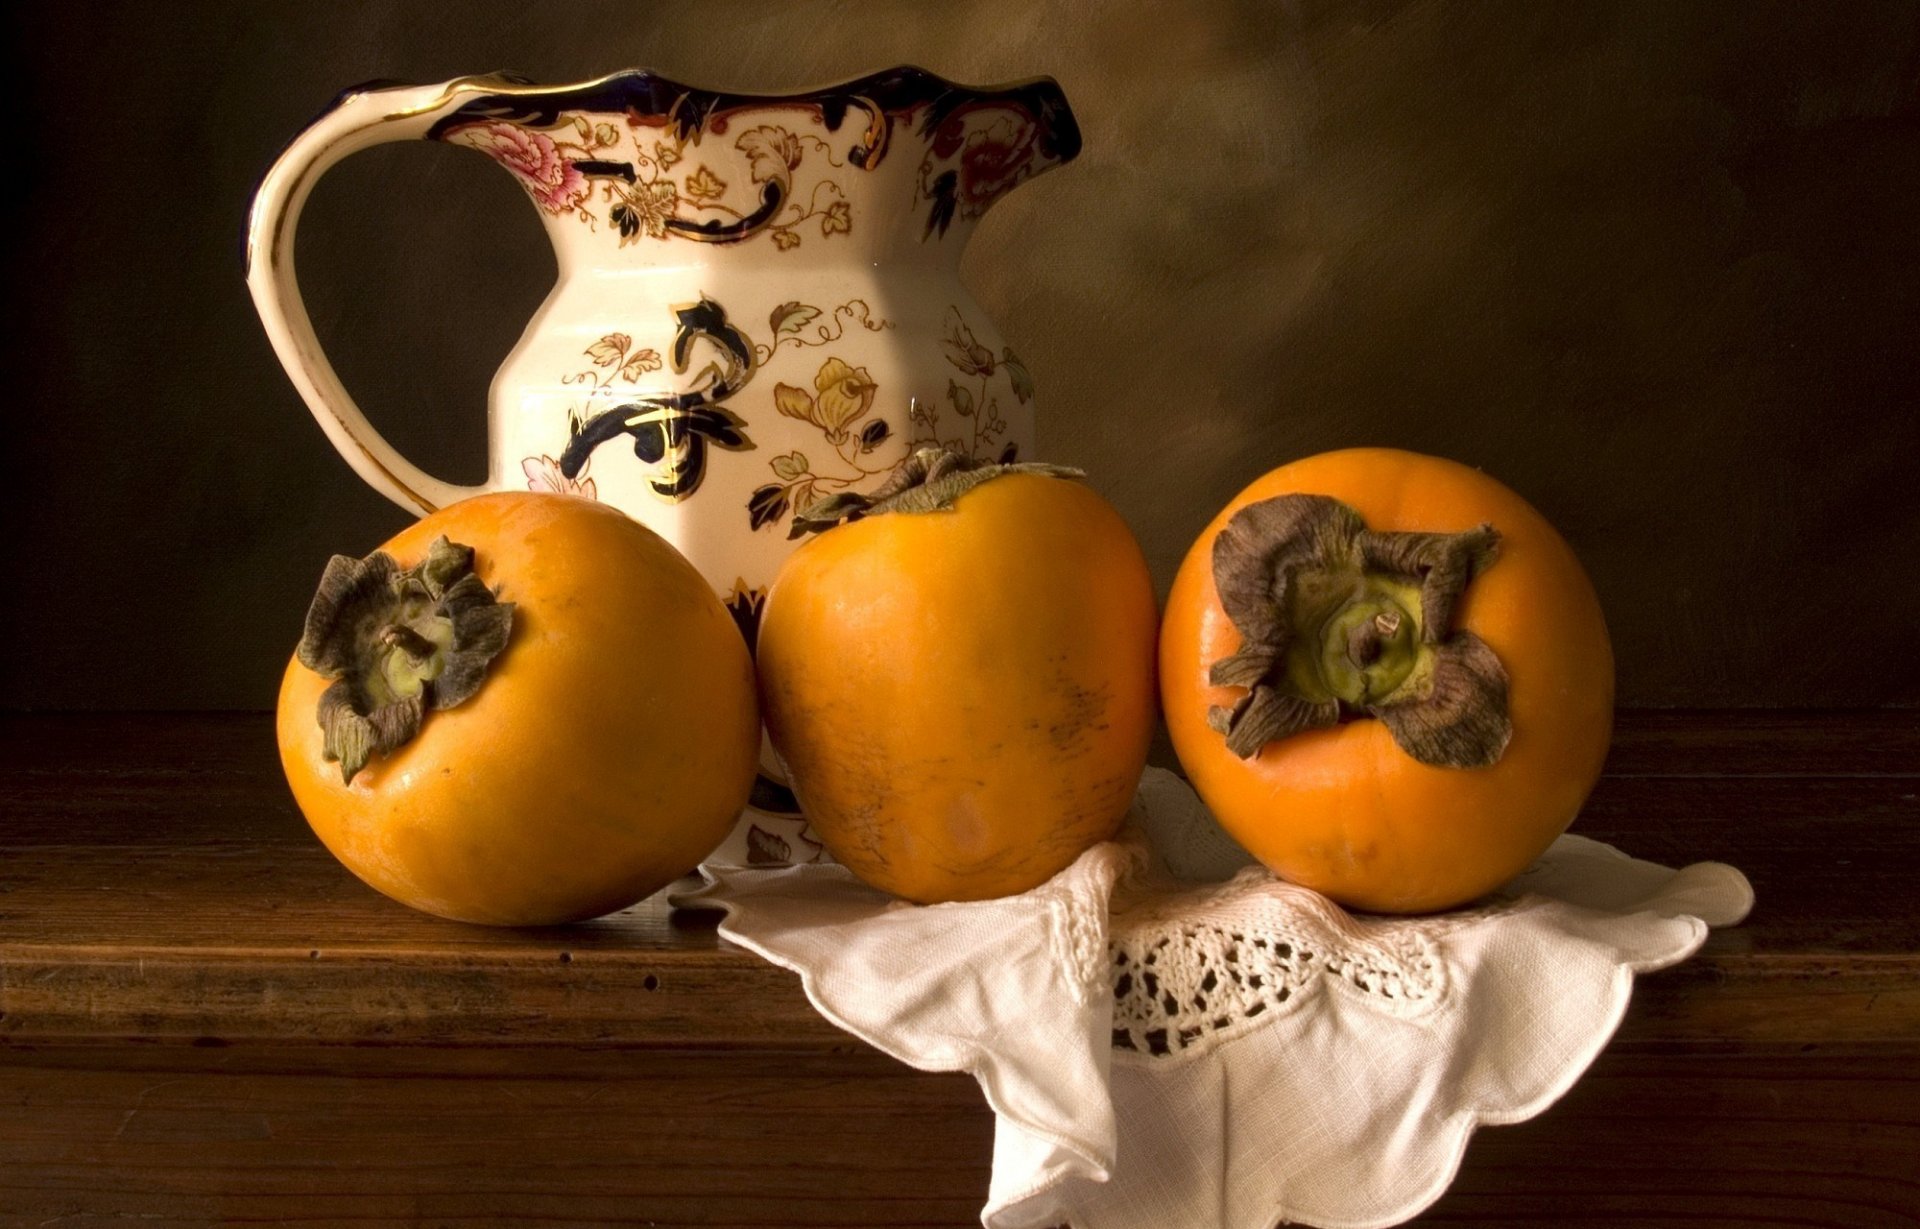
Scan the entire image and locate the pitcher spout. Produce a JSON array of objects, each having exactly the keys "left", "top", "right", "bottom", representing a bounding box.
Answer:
[{"left": 894, "top": 68, "right": 1080, "bottom": 240}]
